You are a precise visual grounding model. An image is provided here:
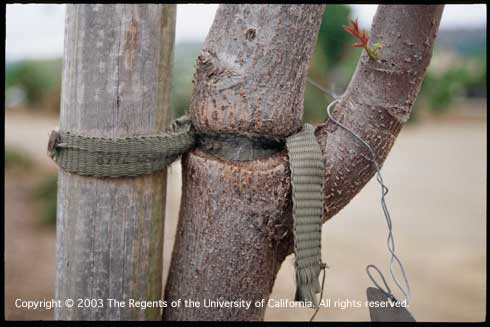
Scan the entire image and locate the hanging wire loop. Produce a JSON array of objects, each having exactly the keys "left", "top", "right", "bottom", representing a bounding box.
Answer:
[{"left": 324, "top": 98, "right": 411, "bottom": 305}]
